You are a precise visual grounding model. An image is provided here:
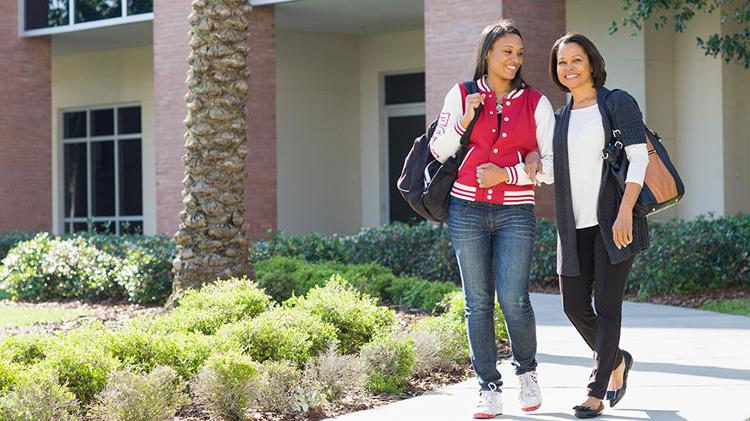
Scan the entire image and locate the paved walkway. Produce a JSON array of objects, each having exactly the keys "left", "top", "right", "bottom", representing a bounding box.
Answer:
[{"left": 332, "top": 293, "right": 750, "bottom": 421}]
